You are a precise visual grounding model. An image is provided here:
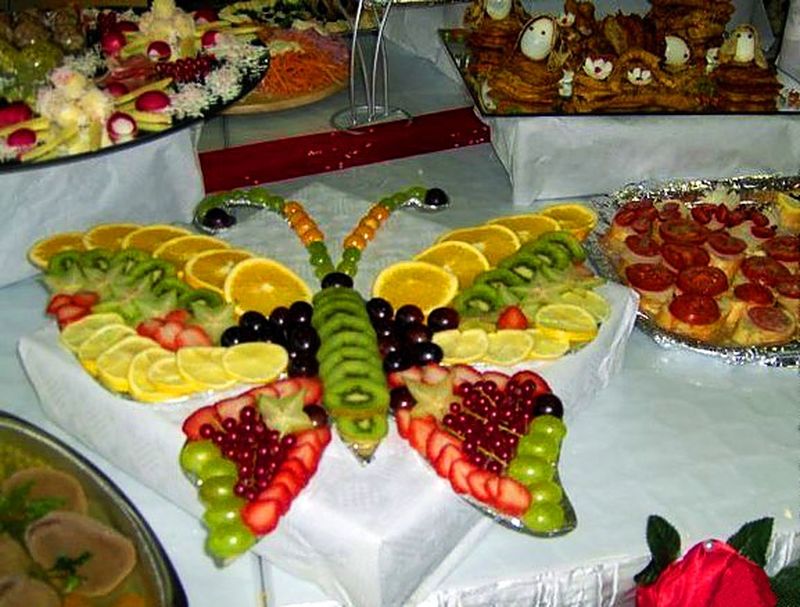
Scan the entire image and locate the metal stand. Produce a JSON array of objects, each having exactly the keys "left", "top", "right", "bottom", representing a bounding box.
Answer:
[{"left": 331, "top": 0, "right": 410, "bottom": 129}]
